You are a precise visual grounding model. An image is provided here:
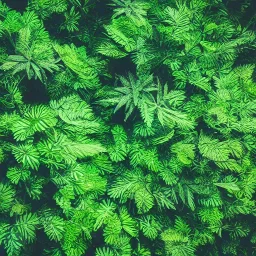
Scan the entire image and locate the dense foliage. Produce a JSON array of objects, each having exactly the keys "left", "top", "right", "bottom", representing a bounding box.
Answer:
[{"left": 0, "top": 0, "right": 256, "bottom": 255}]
